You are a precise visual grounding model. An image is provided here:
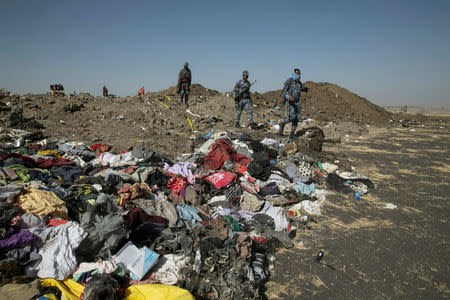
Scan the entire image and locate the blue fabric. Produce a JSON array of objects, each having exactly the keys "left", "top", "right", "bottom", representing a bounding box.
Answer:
[
  {"left": 236, "top": 98, "right": 253, "bottom": 124},
  {"left": 233, "top": 80, "right": 252, "bottom": 100},
  {"left": 290, "top": 73, "right": 300, "bottom": 81},
  {"left": 176, "top": 204, "right": 202, "bottom": 224},
  {"left": 283, "top": 101, "right": 301, "bottom": 131},
  {"left": 283, "top": 77, "right": 302, "bottom": 101},
  {"left": 294, "top": 182, "right": 315, "bottom": 195}
]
